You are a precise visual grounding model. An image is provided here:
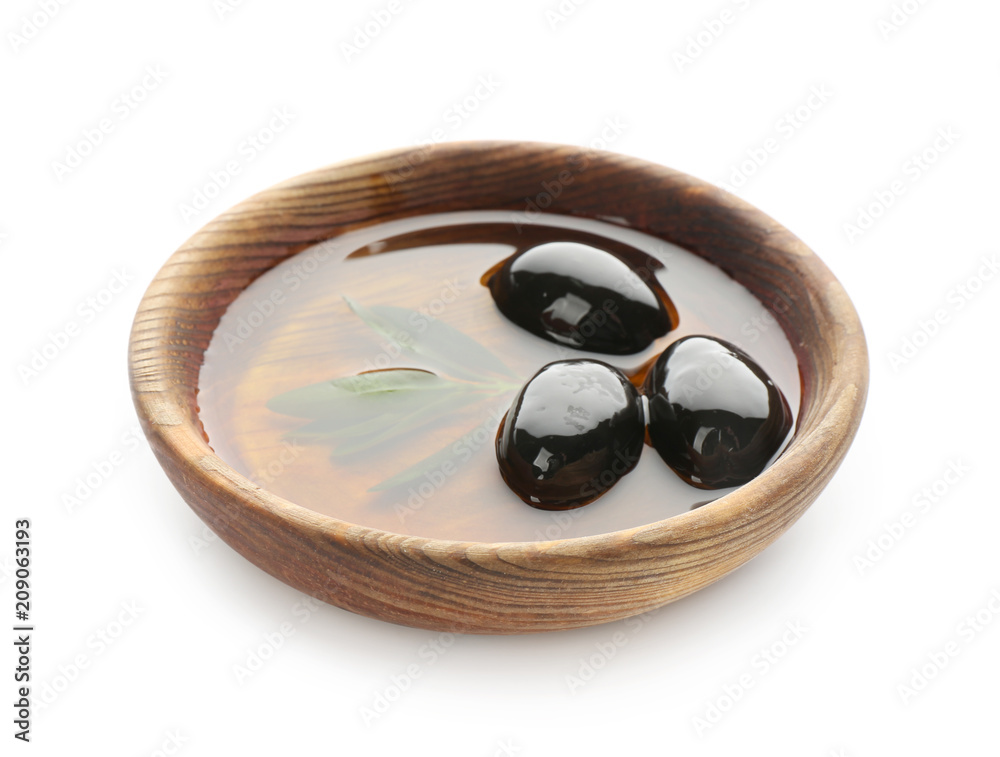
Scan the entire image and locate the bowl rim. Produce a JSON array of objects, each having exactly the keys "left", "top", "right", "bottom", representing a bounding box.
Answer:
[{"left": 128, "top": 140, "right": 869, "bottom": 632}]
